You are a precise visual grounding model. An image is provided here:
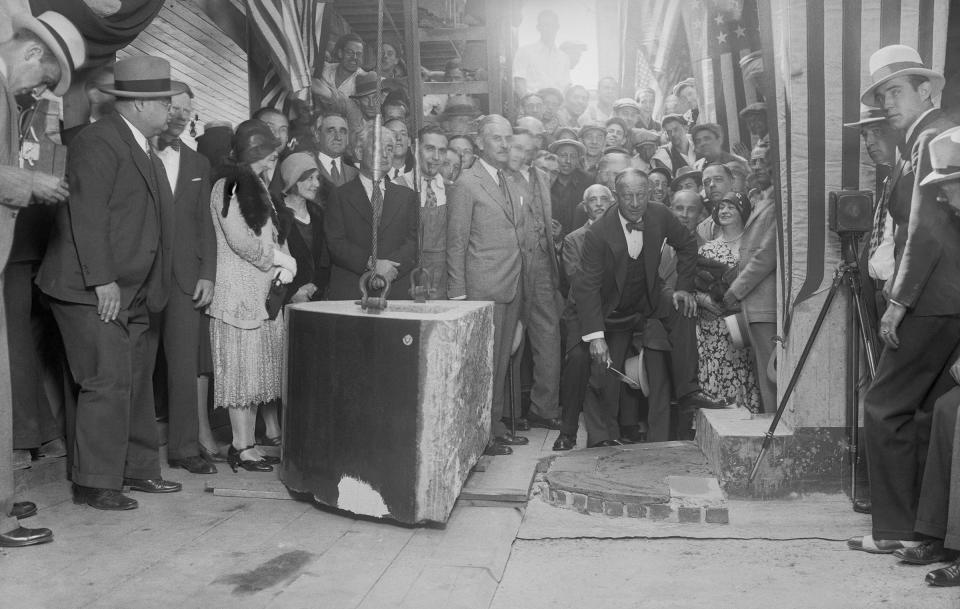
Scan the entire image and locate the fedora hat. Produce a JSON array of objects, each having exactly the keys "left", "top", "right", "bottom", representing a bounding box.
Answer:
[
  {"left": 670, "top": 165, "right": 702, "bottom": 191},
  {"left": 844, "top": 104, "right": 888, "bottom": 128},
  {"left": 350, "top": 71, "right": 381, "bottom": 98},
  {"left": 99, "top": 56, "right": 186, "bottom": 98},
  {"left": 920, "top": 126, "right": 960, "bottom": 187},
  {"left": 12, "top": 11, "right": 86, "bottom": 96},
  {"left": 621, "top": 353, "right": 649, "bottom": 396},
  {"left": 861, "top": 44, "right": 944, "bottom": 106}
]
